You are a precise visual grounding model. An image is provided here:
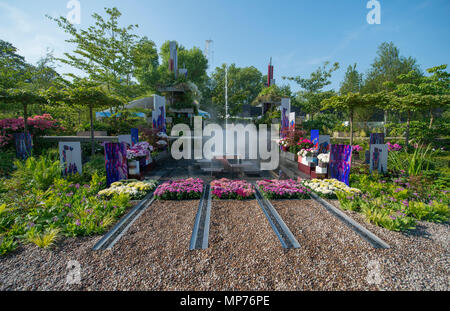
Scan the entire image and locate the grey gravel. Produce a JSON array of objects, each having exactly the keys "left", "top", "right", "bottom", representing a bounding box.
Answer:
[{"left": 0, "top": 198, "right": 448, "bottom": 291}]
